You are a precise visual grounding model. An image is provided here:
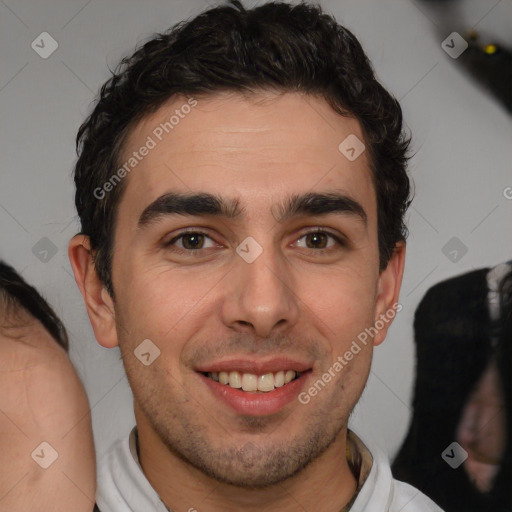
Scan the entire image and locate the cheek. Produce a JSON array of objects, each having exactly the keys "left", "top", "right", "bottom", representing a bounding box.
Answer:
[
  {"left": 117, "top": 265, "right": 195, "bottom": 336},
  {"left": 300, "top": 268, "right": 376, "bottom": 398},
  {"left": 311, "top": 345, "right": 372, "bottom": 423},
  {"left": 114, "top": 266, "right": 211, "bottom": 381},
  {"left": 301, "top": 267, "right": 376, "bottom": 340}
]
